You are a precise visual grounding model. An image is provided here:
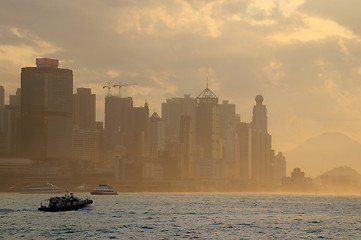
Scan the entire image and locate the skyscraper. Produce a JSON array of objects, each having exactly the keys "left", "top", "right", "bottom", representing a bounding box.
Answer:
[
  {"left": 196, "top": 87, "right": 219, "bottom": 159},
  {"left": 104, "top": 96, "right": 133, "bottom": 152},
  {"left": 0, "top": 86, "right": 4, "bottom": 109},
  {"left": 0, "top": 88, "right": 21, "bottom": 157},
  {"left": 249, "top": 95, "right": 273, "bottom": 186},
  {"left": 236, "top": 122, "right": 252, "bottom": 181},
  {"left": 219, "top": 100, "right": 237, "bottom": 179},
  {"left": 251, "top": 95, "right": 267, "bottom": 133},
  {"left": 21, "top": 58, "right": 73, "bottom": 160},
  {"left": 149, "top": 112, "right": 165, "bottom": 160},
  {"left": 195, "top": 86, "right": 221, "bottom": 181},
  {"left": 72, "top": 88, "right": 100, "bottom": 167},
  {"left": 274, "top": 152, "right": 286, "bottom": 185},
  {"left": 73, "top": 88, "right": 95, "bottom": 129},
  {"left": 128, "top": 103, "right": 149, "bottom": 158},
  {"left": 9, "top": 88, "right": 21, "bottom": 107},
  {"left": 161, "top": 94, "right": 196, "bottom": 144},
  {"left": 180, "top": 114, "right": 194, "bottom": 179}
]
